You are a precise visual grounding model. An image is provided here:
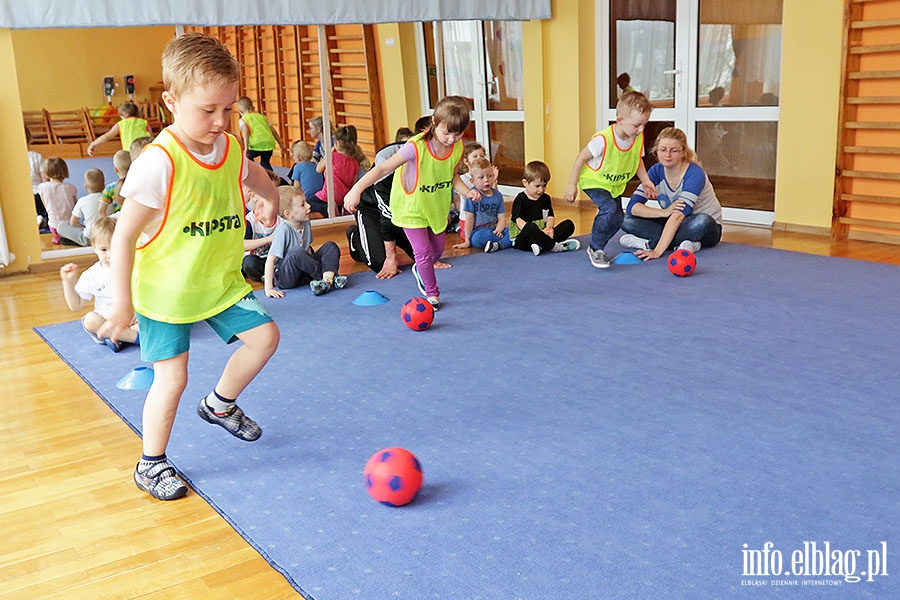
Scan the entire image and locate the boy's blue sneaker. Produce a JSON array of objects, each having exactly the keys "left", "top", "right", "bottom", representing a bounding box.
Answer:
[
  {"left": 411, "top": 264, "right": 427, "bottom": 296},
  {"left": 105, "top": 338, "right": 124, "bottom": 353},
  {"left": 332, "top": 274, "right": 348, "bottom": 289},
  {"left": 587, "top": 247, "right": 611, "bottom": 268},
  {"left": 134, "top": 459, "right": 188, "bottom": 501},
  {"left": 197, "top": 397, "right": 262, "bottom": 441},
  {"left": 559, "top": 239, "right": 581, "bottom": 252},
  {"left": 310, "top": 279, "right": 330, "bottom": 295}
]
